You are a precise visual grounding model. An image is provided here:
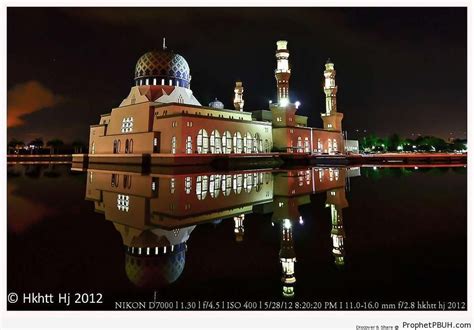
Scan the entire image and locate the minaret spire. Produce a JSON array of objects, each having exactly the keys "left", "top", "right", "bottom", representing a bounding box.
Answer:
[
  {"left": 274, "top": 40, "right": 291, "bottom": 106},
  {"left": 233, "top": 81, "right": 244, "bottom": 111}
]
